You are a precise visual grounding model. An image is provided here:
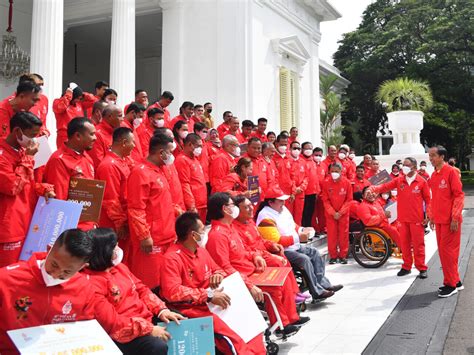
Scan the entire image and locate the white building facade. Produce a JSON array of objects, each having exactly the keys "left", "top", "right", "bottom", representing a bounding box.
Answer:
[{"left": 0, "top": 0, "right": 341, "bottom": 148}]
